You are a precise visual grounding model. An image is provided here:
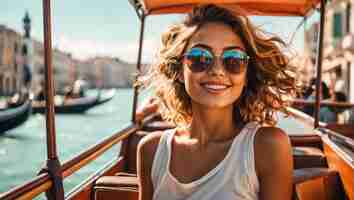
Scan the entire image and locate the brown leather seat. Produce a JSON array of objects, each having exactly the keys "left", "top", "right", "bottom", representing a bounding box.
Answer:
[
  {"left": 93, "top": 173, "right": 139, "bottom": 200},
  {"left": 290, "top": 135, "right": 322, "bottom": 149},
  {"left": 125, "top": 121, "right": 174, "bottom": 174},
  {"left": 93, "top": 120, "right": 174, "bottom": 200},
  {"left": 125, "top": 131, "right": 150, "bottom": 174},
  {"left": 94, "top": 168, "right": 345, "bottom": 200},
  {"left": 293, "top": 168, "right": 345, "bottom": 200},
  {"left": 293, "top": 147, "right": 327, "bottom": 169}
]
